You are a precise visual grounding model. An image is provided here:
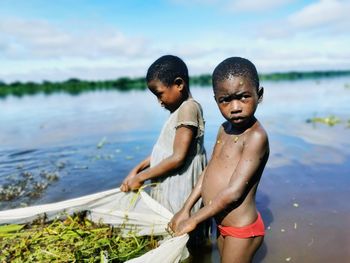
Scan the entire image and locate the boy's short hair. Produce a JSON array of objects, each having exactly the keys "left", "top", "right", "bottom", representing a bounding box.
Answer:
[
  {"left": 146, "top": 55, "right": 189, "bottom": 88},
  {"left": 212, "top": 57, "right": 259, "bottom": 90}
]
